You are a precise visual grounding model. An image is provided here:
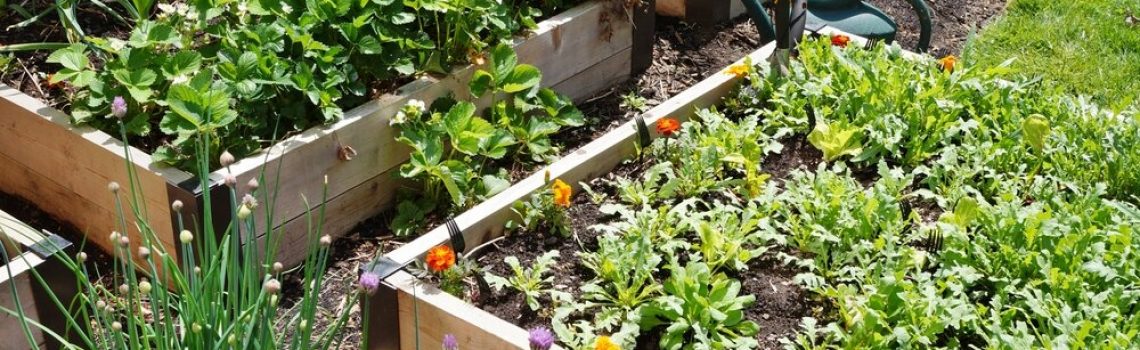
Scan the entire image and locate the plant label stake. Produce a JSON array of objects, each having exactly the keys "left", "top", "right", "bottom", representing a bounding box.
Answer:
[{"left": 771, "top": 0, "right": 807, "bottom": 76}]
